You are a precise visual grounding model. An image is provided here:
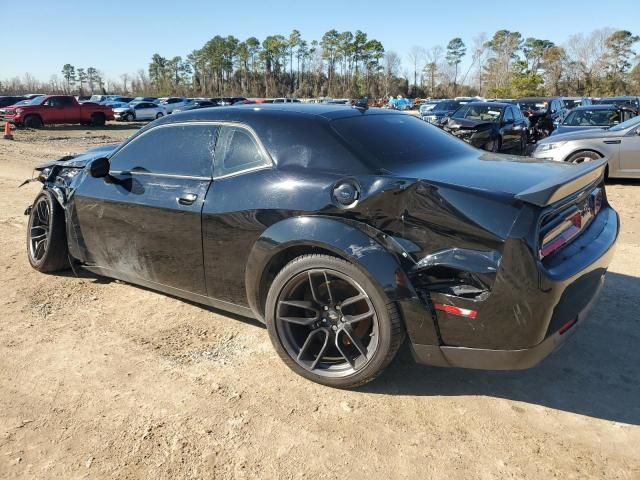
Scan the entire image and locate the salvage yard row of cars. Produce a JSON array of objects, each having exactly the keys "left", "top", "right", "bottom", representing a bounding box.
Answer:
[{"left": 1, "top": 92, "right": 639, "bottom": 178}]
